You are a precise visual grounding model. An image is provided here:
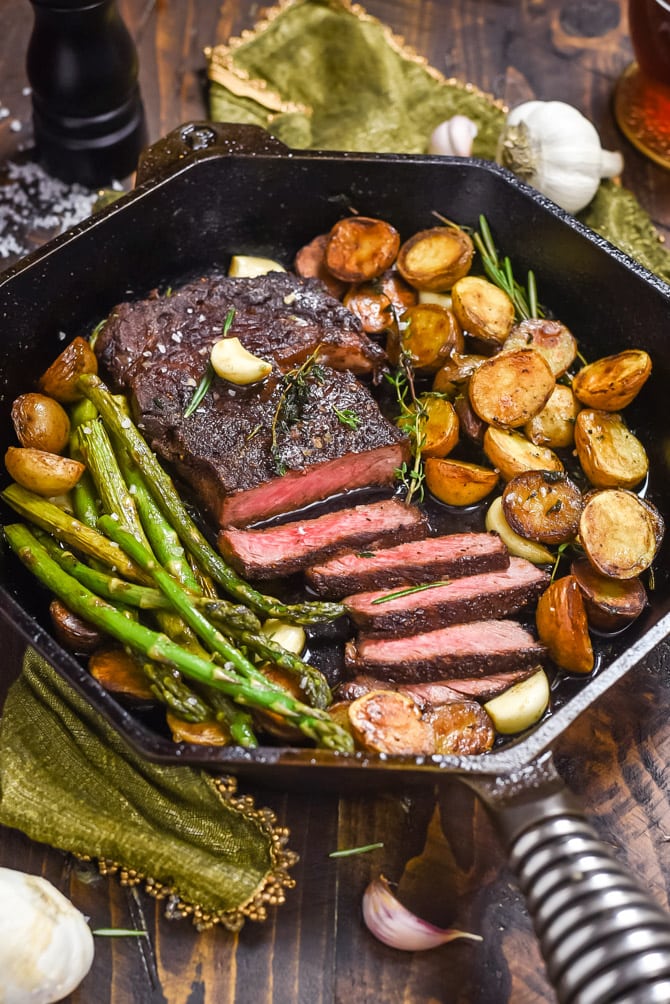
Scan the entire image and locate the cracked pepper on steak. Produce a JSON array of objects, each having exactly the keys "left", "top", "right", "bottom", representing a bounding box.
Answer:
[{"left": 95, "top": 271, "right": 408, "bottom": 527}]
